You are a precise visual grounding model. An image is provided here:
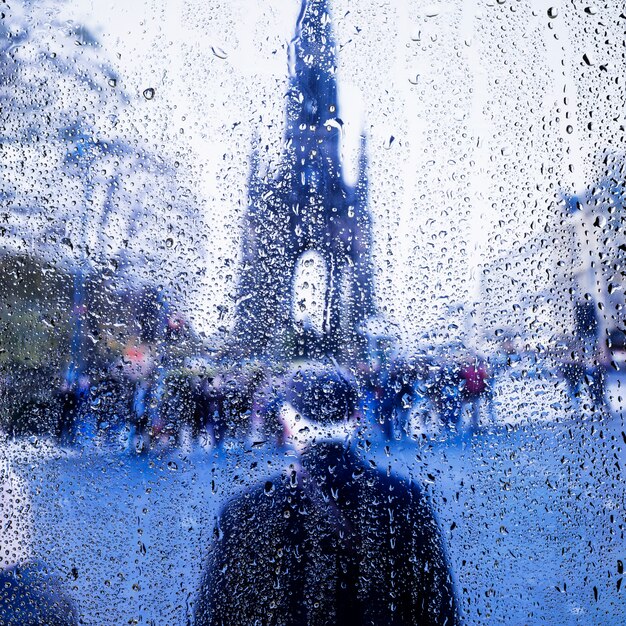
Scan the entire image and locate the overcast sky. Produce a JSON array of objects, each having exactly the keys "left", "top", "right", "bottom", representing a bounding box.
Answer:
[{"left": 46, "top": 0, "right": 623, "bottom": 351}]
